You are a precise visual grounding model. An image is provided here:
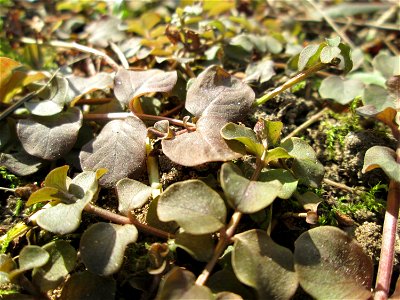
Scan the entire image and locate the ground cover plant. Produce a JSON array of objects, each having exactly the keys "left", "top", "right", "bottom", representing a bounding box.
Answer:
[{"left": 0, "top": 1, "right": 399, "bottom": 299}]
